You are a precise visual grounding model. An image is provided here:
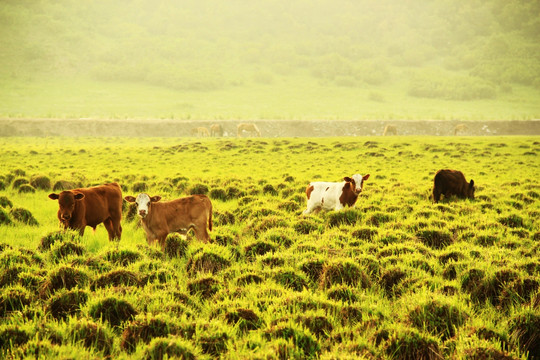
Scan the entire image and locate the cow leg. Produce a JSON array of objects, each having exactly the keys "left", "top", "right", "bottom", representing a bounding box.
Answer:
[
  {"left": 303, "top": 200, "right": 319, "bottom": 215},
  {"left": 110, "top": 215, "right": 122, "bottom": 240},
  {"left": 103, "top": 218, "right": 117, "bottom": 241},
  {"left": 193, "top": 225, "right": 209, "bottom": 243},
  {"left": 433, "top": 188, "right": 441, "bottom": 203}
]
